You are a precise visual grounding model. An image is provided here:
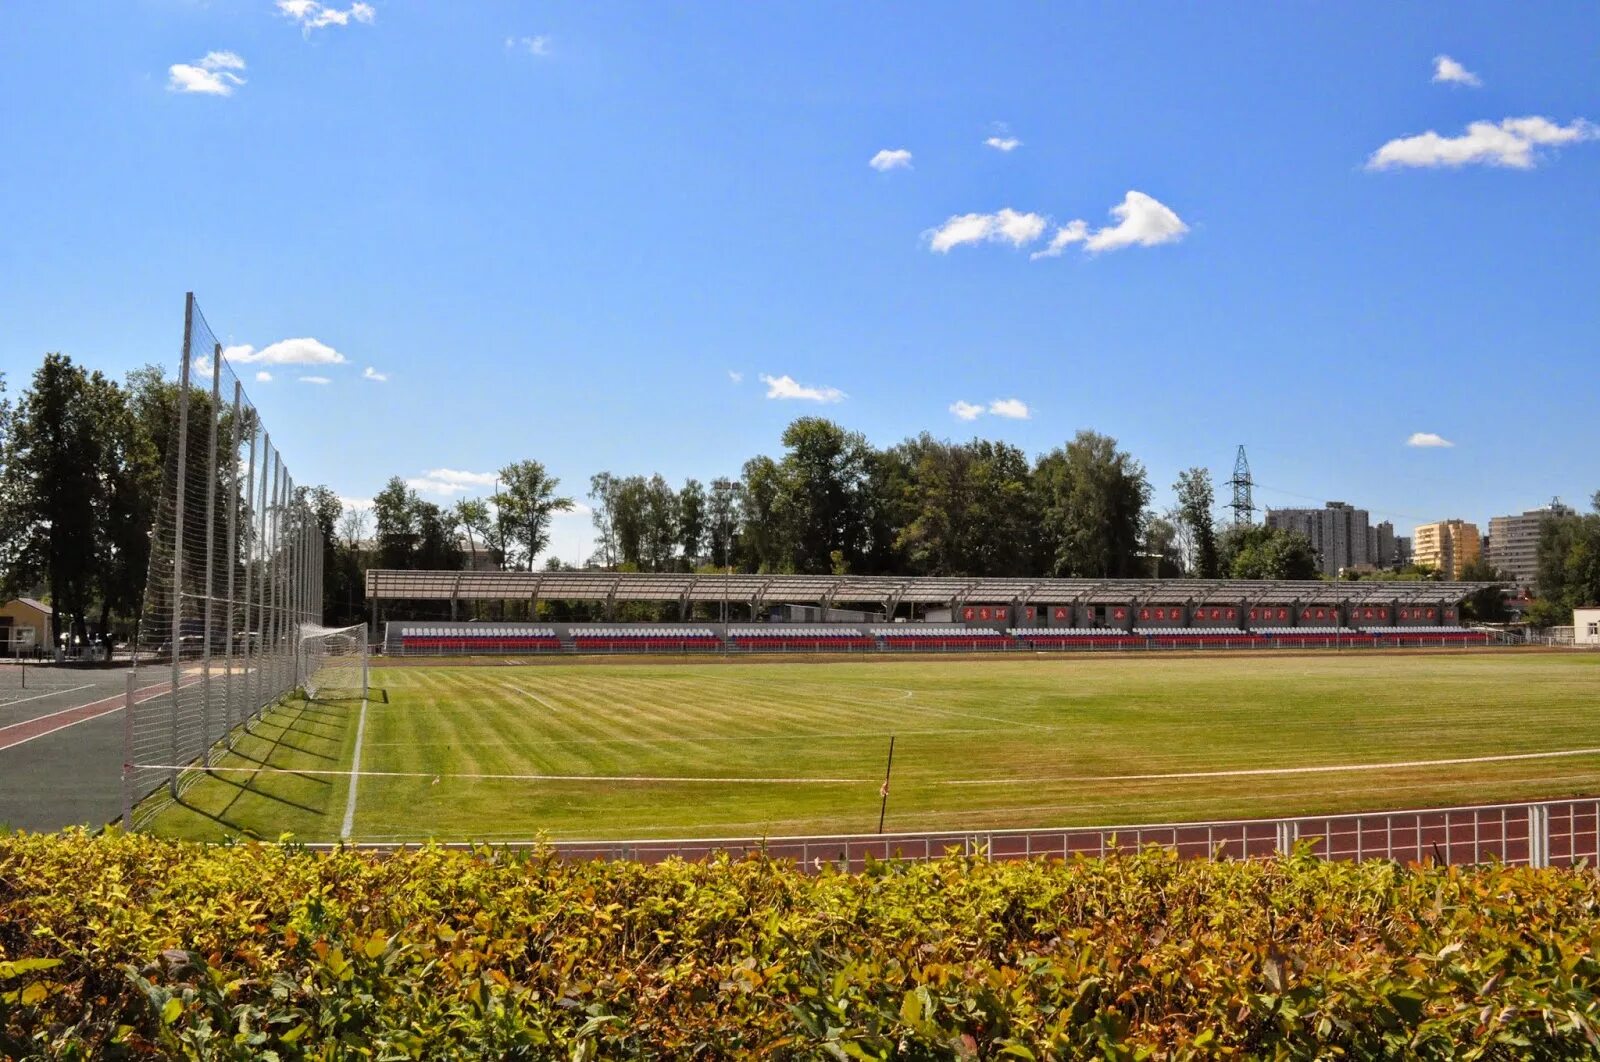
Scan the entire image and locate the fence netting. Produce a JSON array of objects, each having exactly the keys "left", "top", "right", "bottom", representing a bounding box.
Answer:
[{"left": 126, "top": 294, "right": 324, "bottom": 827}]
